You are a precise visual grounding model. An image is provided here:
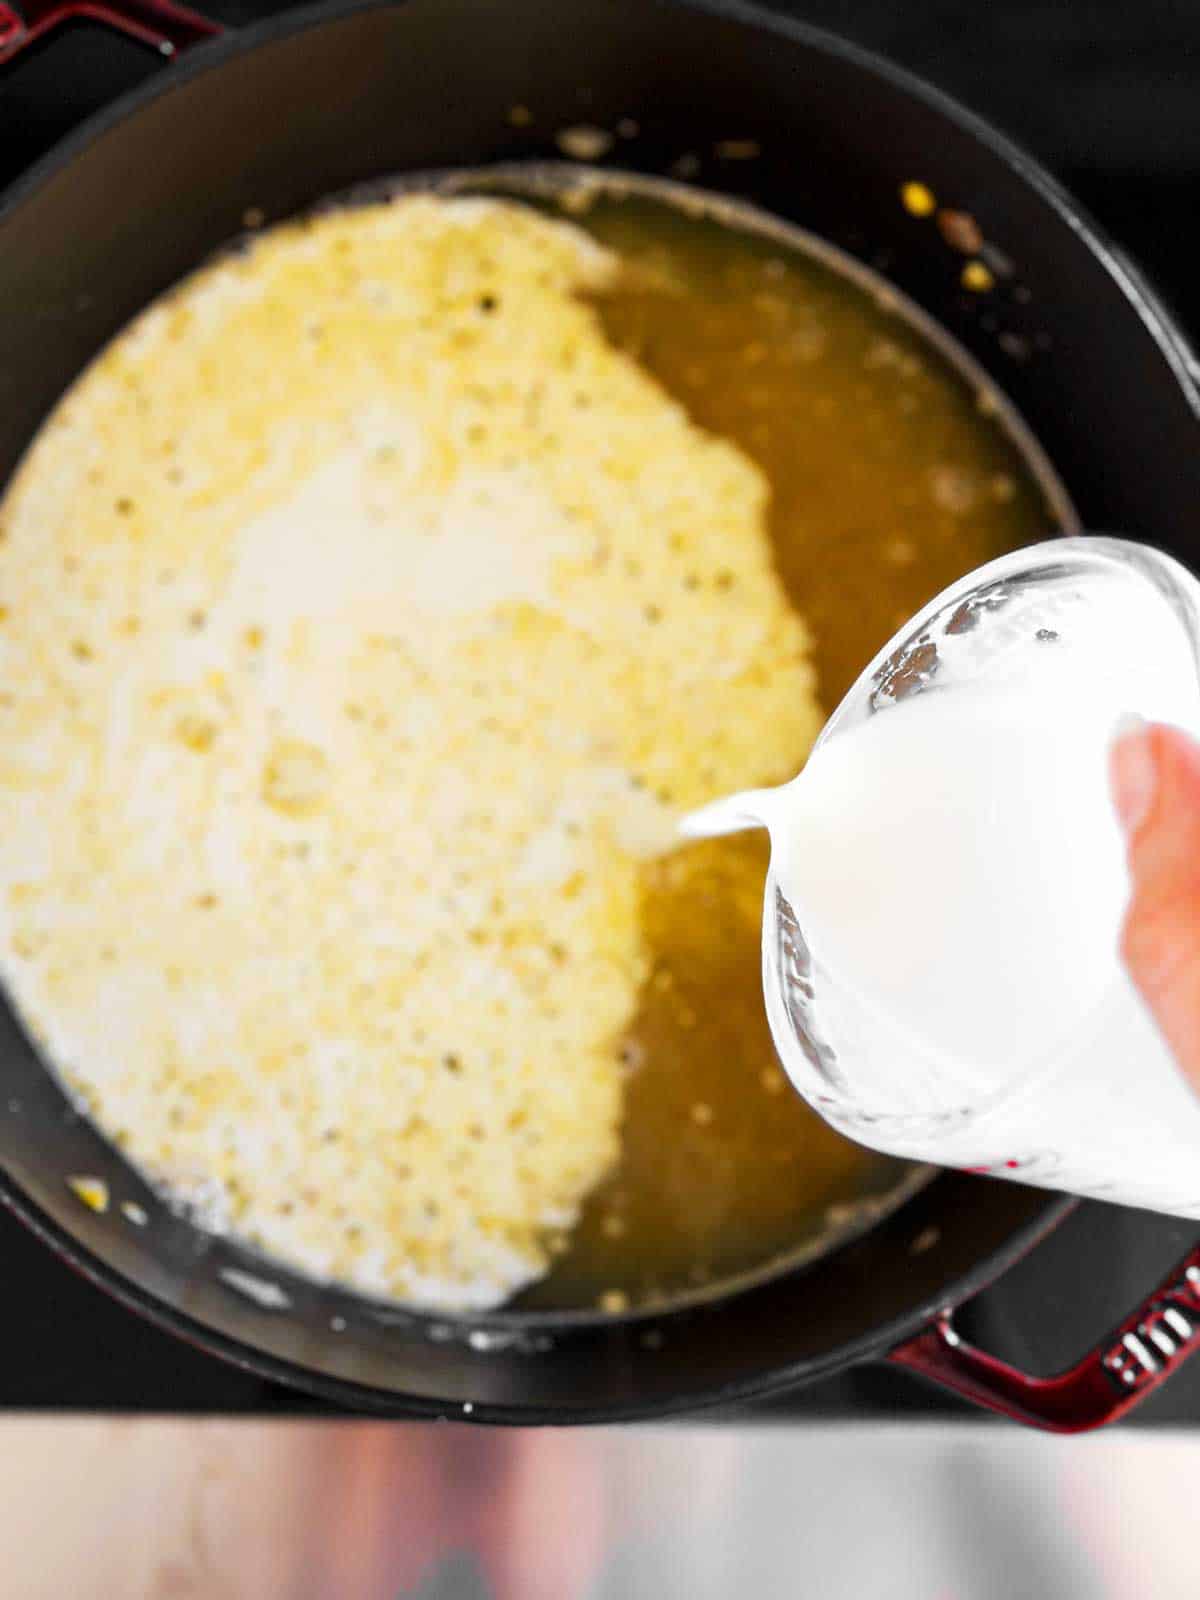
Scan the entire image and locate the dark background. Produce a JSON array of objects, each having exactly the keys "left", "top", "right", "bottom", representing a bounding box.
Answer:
[{"left": 3, "top": 0, "right": 1200, "bottom": 1421}]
